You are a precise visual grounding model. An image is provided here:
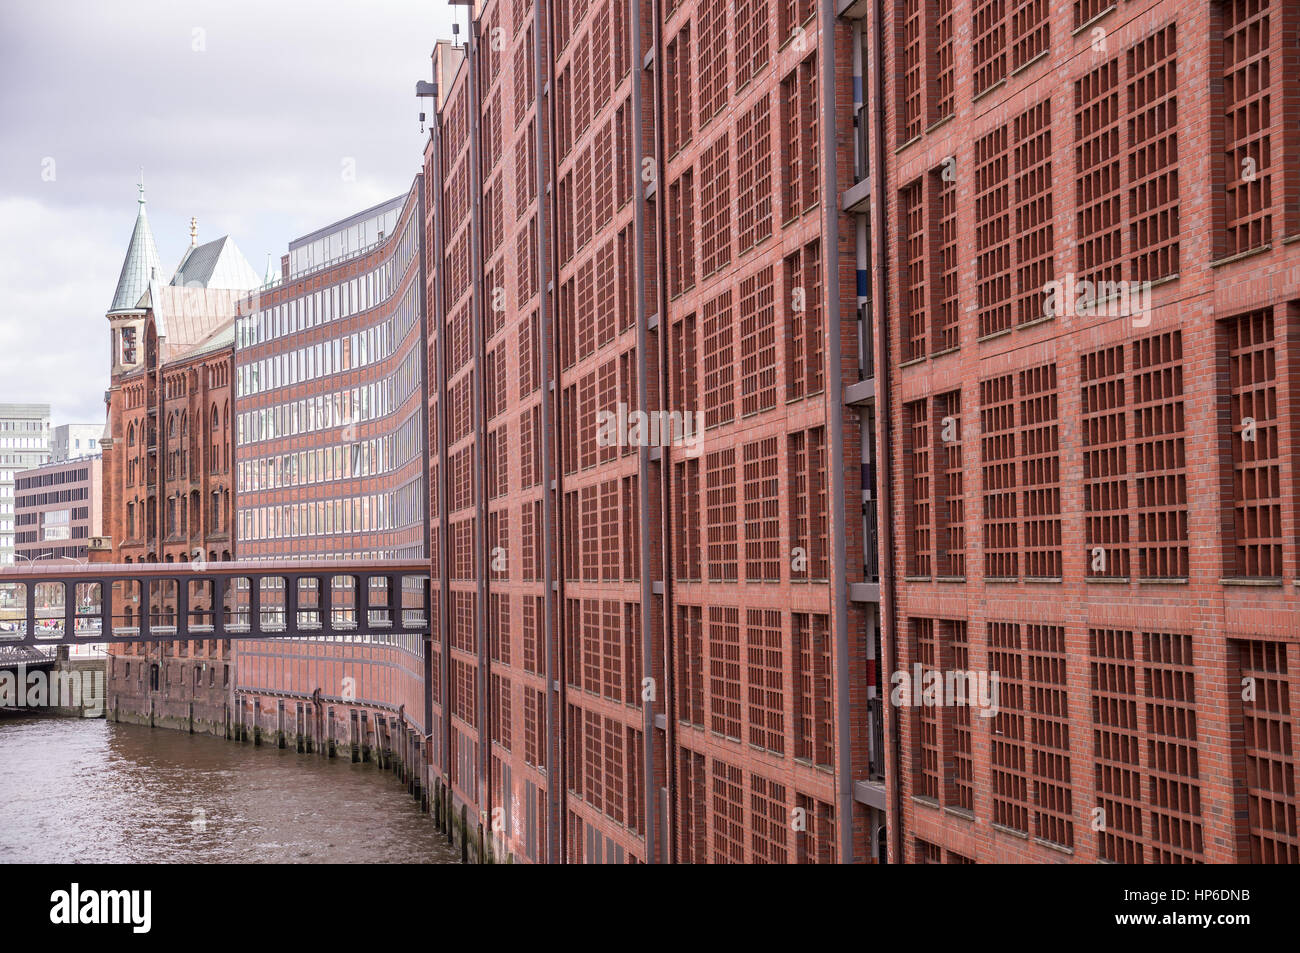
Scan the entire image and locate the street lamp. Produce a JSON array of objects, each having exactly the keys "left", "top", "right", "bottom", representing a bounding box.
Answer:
[{"left": 14, "top": 552, "right": 51, "bottom": 563}]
